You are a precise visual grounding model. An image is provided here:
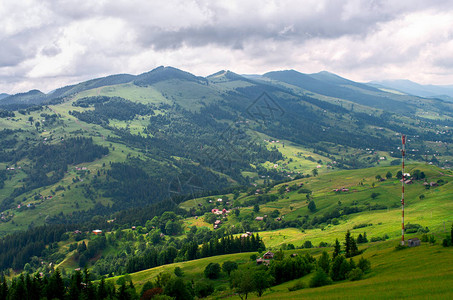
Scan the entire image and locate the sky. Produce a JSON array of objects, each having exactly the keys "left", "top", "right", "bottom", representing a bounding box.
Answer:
[{"left": 2, "top": 0, "right": 453, "bottom": 94}]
